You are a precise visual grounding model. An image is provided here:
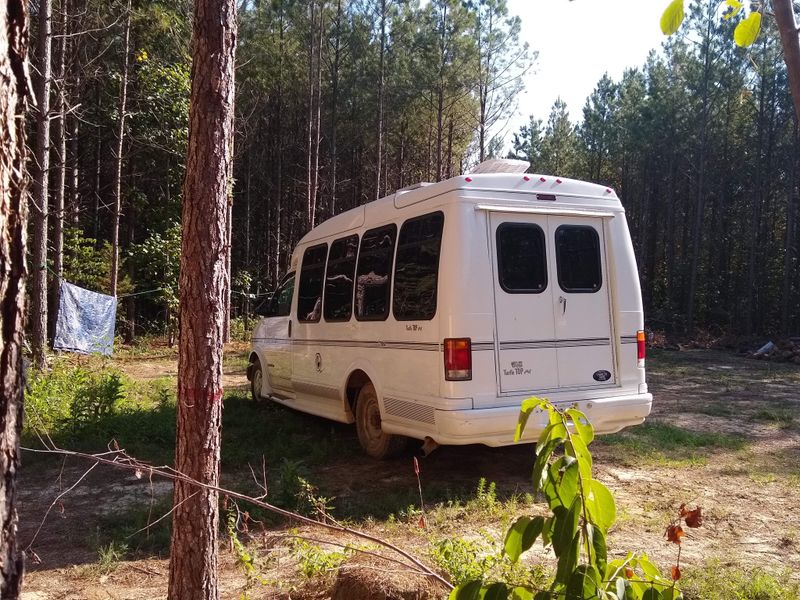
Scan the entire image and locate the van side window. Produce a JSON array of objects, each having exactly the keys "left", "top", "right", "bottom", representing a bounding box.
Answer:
[
  {"left": 496, "top": 223, "right": 547, "bottom": 293},
  {"left": 324, "top": 234, "right": 359, "bottom": 322},
  {"left": 298, "top": 244, "right": 328, "bottom": 322},
  {"left": 555, "top": 225, "right": 602, "bottom": 293},
  {"left": 355, "top": 224, "right": 397, "bottom": 321},
  {"left": 270, "top": 272, "right": 295, "bottom": 317},
  {"left": 393, "top": 212, "right": 444, "bottom": 320}
]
